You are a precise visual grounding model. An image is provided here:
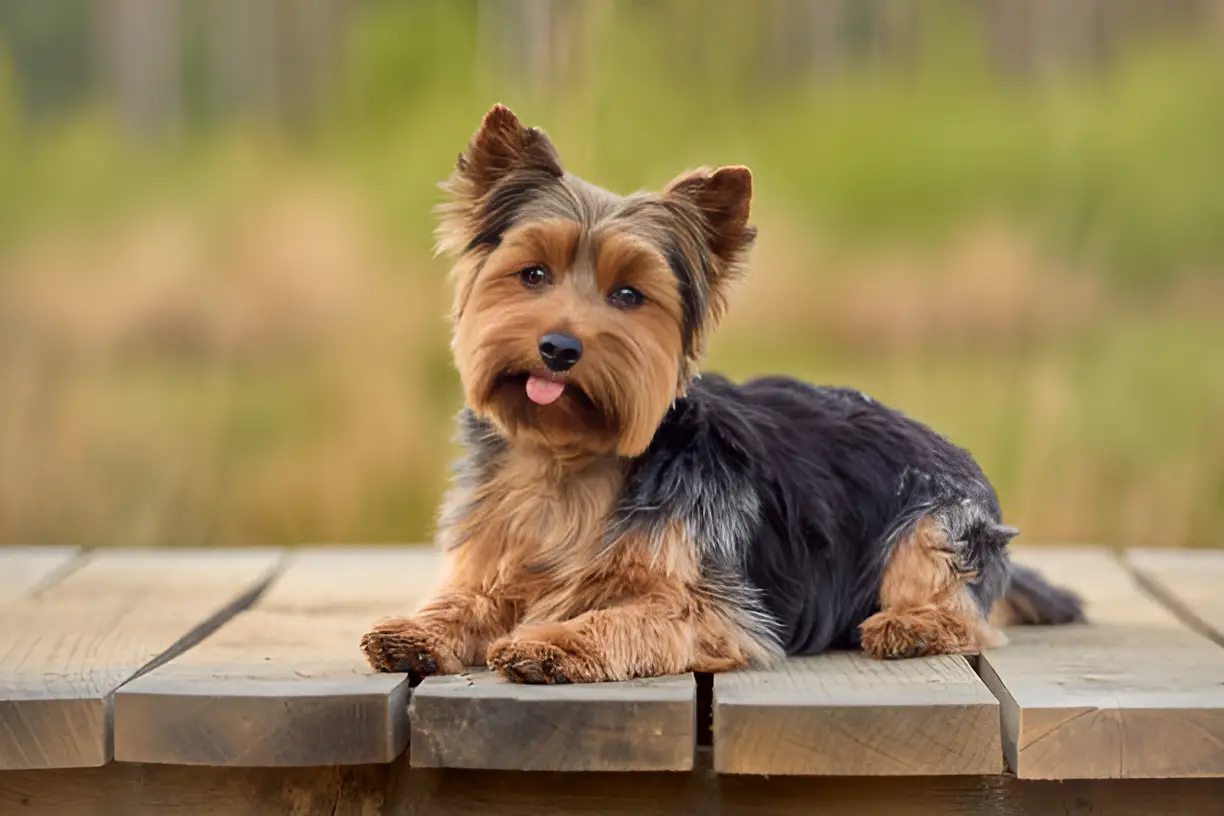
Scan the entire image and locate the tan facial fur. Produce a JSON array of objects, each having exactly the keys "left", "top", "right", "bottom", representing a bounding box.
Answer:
[{"left": 452, "top": 219, "right": 685, "bottom": 457}]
